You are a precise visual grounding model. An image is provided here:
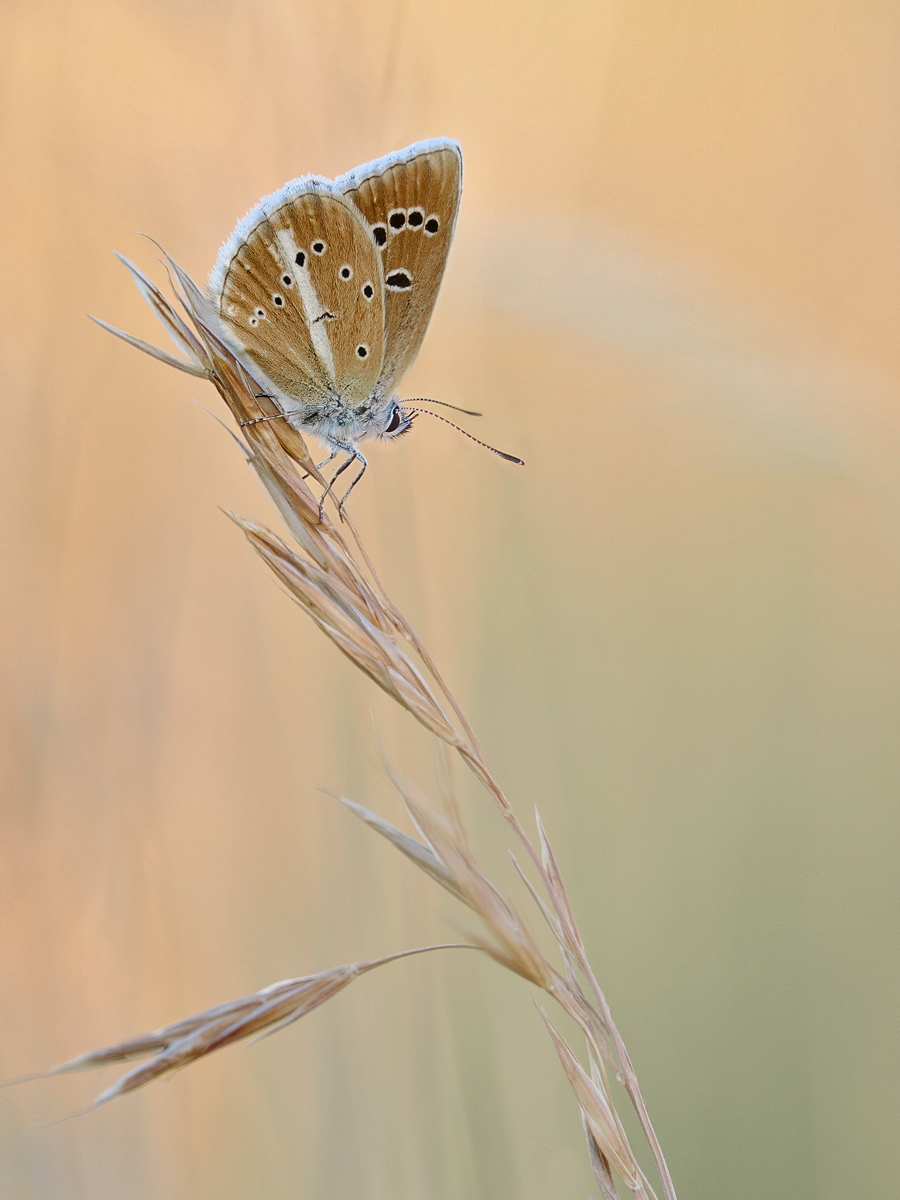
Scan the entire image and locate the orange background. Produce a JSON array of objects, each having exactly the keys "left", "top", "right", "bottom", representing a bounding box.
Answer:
[{"left": 2, "top": 2, "right": 899, "bottom": 1197}]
